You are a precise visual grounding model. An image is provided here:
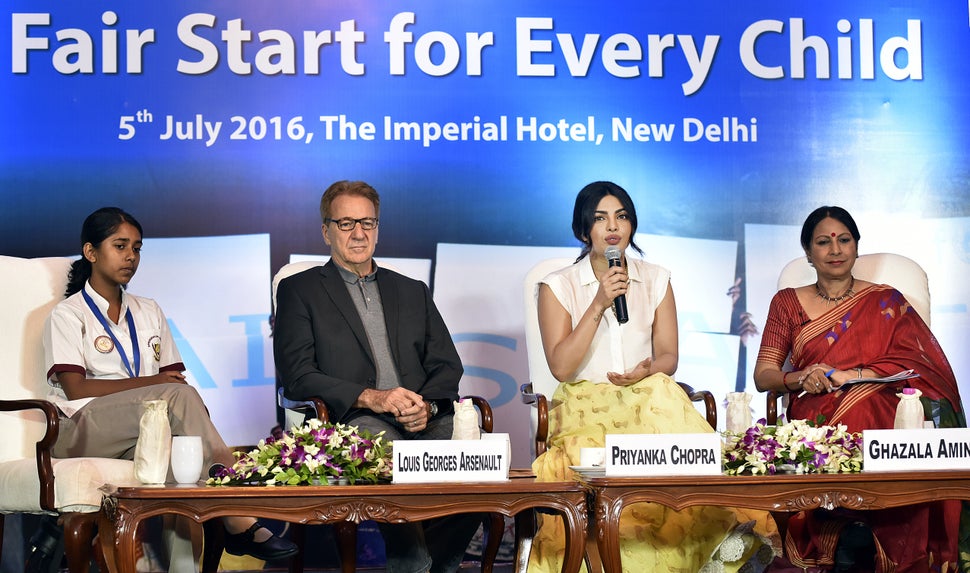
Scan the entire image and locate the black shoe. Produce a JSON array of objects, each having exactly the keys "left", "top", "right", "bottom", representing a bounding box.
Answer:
[{"left": 224, "top": 522, "right": 298, "bottom": 561}]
